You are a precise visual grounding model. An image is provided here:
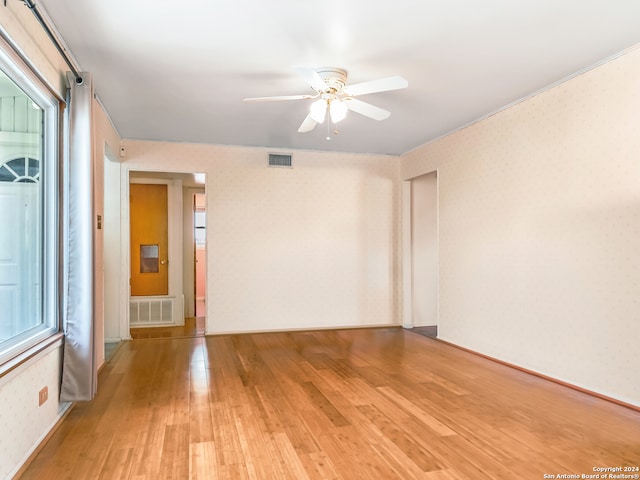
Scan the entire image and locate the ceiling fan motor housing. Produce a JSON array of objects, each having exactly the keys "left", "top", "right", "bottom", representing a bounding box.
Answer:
[{"left": 316, "top": 67, "right": 348, "bottom": 93}]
